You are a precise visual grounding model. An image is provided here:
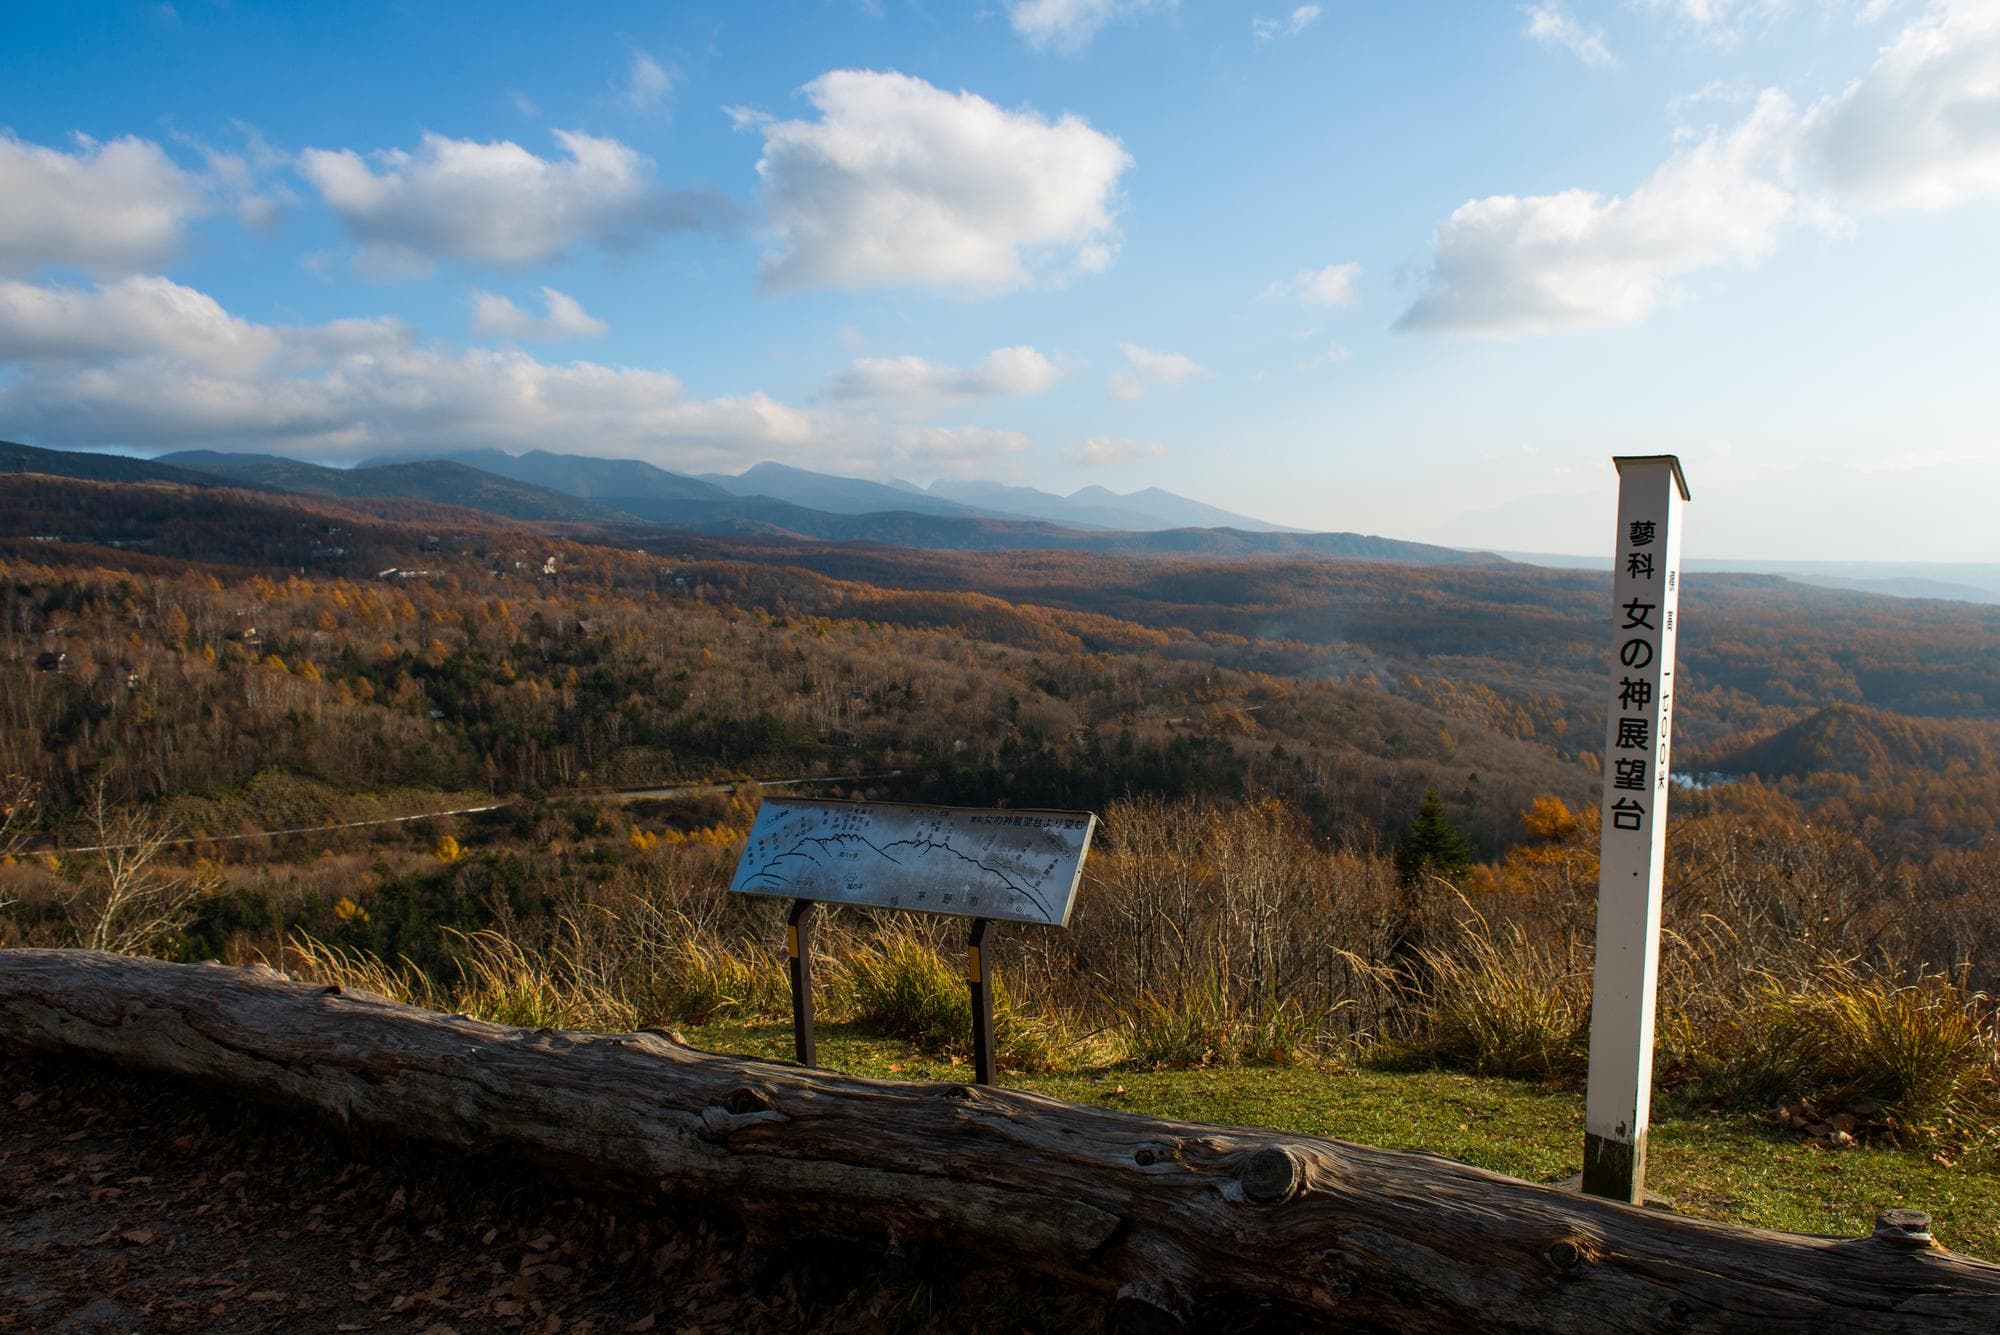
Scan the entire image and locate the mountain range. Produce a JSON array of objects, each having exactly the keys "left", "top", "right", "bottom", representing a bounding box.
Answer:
[{"left": 3, "top": 439, "right": 1485, "bottom": 566}]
